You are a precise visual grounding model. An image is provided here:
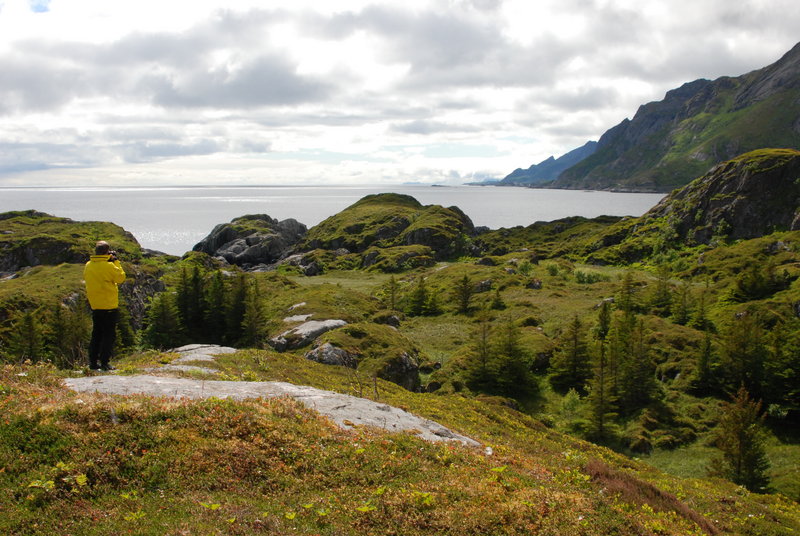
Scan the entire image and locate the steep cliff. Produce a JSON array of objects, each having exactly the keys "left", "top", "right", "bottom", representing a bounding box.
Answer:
[{"left": 552, "top": 42, "right": 800, "bottom": 192}]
